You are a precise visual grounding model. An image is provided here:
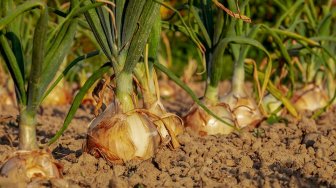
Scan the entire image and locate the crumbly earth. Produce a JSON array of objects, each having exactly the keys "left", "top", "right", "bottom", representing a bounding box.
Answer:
[{"left": 0, "top": 81, "right": 335, "bottom": 187}]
